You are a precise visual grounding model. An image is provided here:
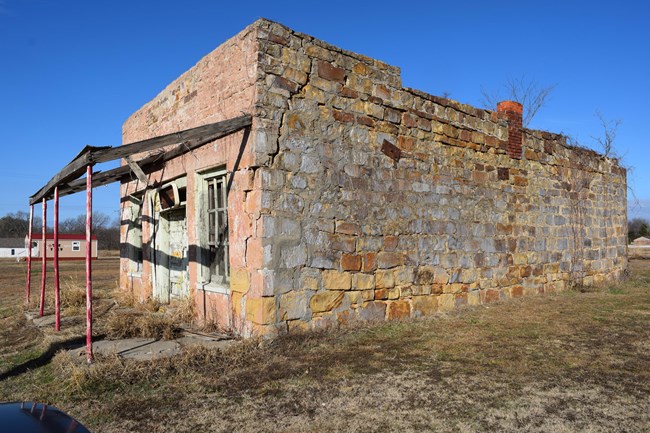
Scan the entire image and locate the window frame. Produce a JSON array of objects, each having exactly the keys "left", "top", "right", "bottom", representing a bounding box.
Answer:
[
  {"left": 71, "top": 241, "right": 81, "bottom": 252},
  {"left": 197, "top": 167, "right": 230, "bottom": 294}
]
